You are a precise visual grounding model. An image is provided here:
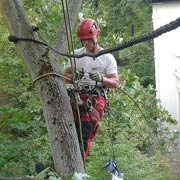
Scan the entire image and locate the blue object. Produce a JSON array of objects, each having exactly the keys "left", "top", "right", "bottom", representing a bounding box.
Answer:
[
  {"left": 103, "top": 160, "right": 124, "bottom": 180},
  {"left": 104, "top": 160, "right": 119, "bottom": 174}
]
